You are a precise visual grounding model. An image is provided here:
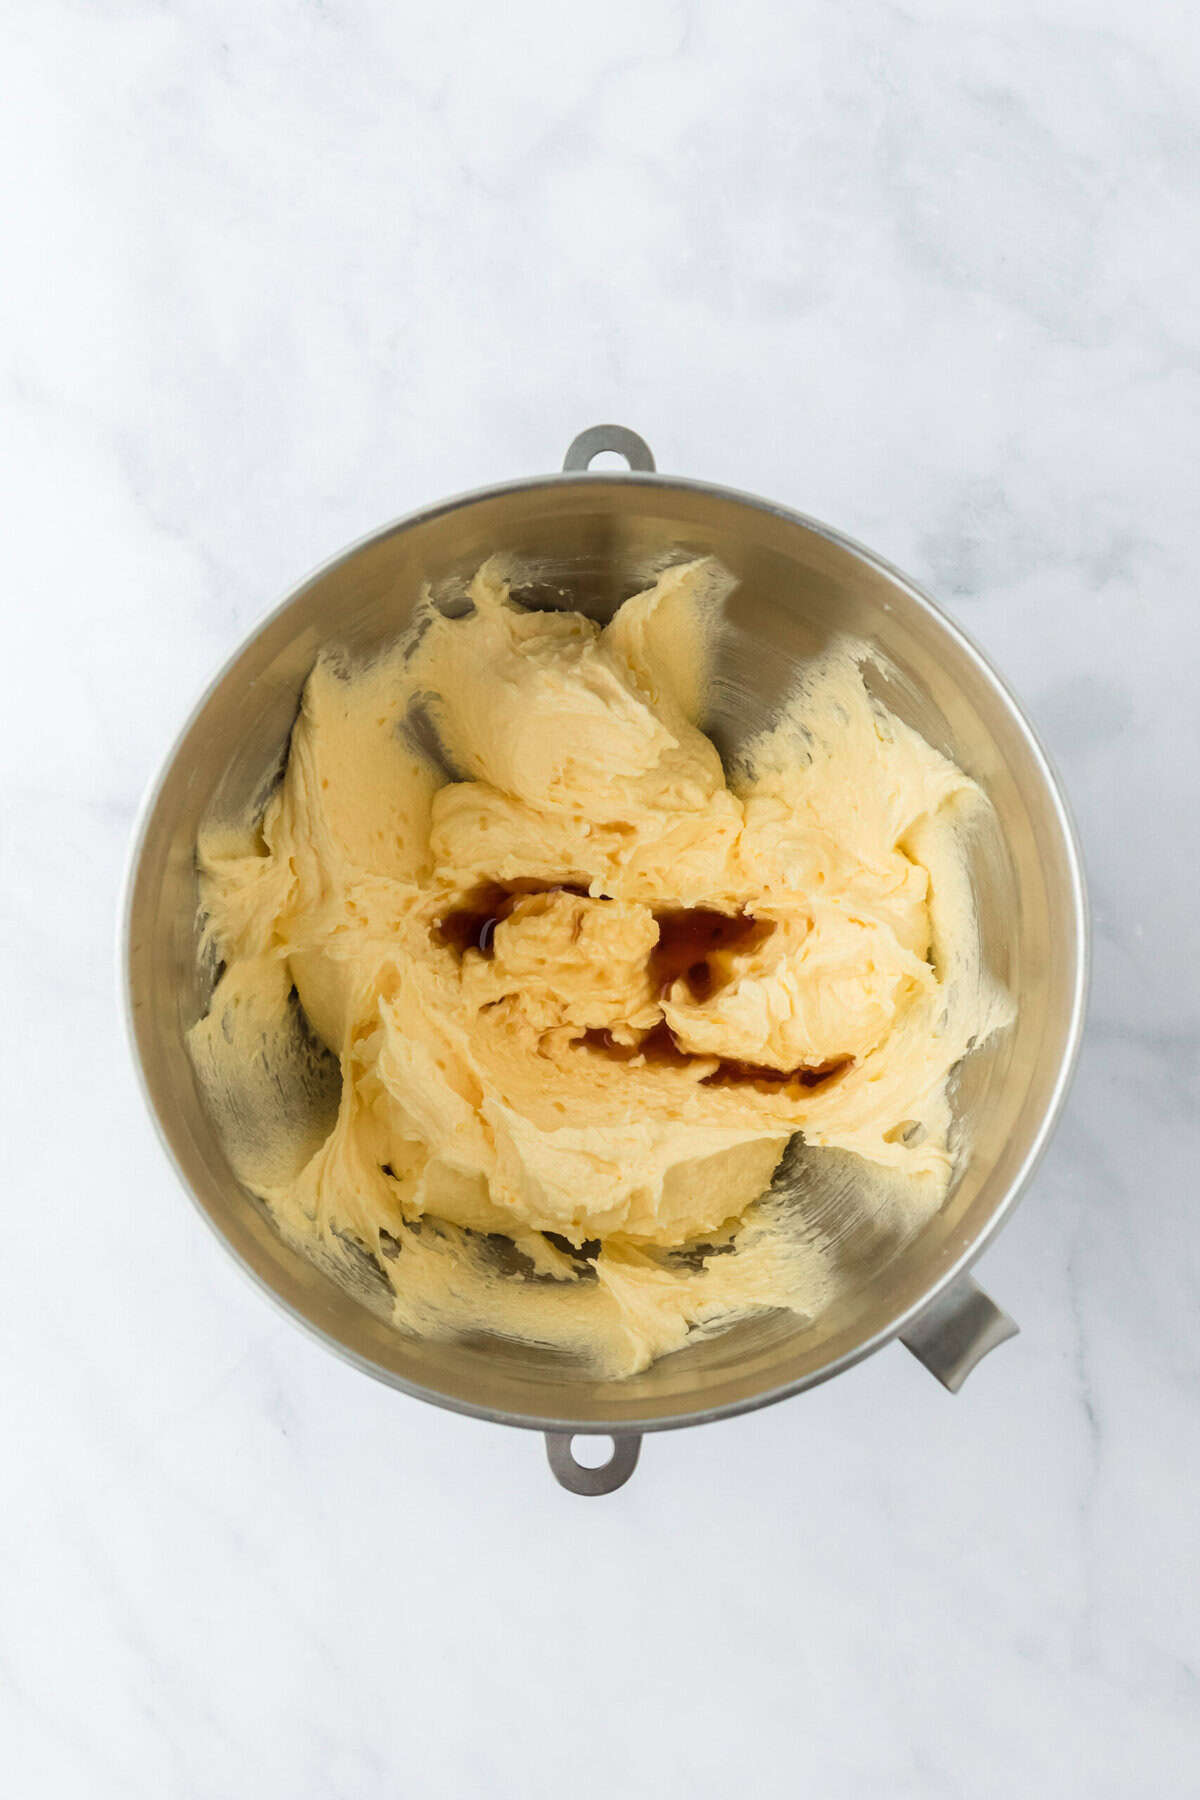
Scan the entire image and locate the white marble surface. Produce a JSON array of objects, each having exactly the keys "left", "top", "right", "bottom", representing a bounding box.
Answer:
[{"left": 3, "top": 2, "right": 1199, "bottom": 1794}]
